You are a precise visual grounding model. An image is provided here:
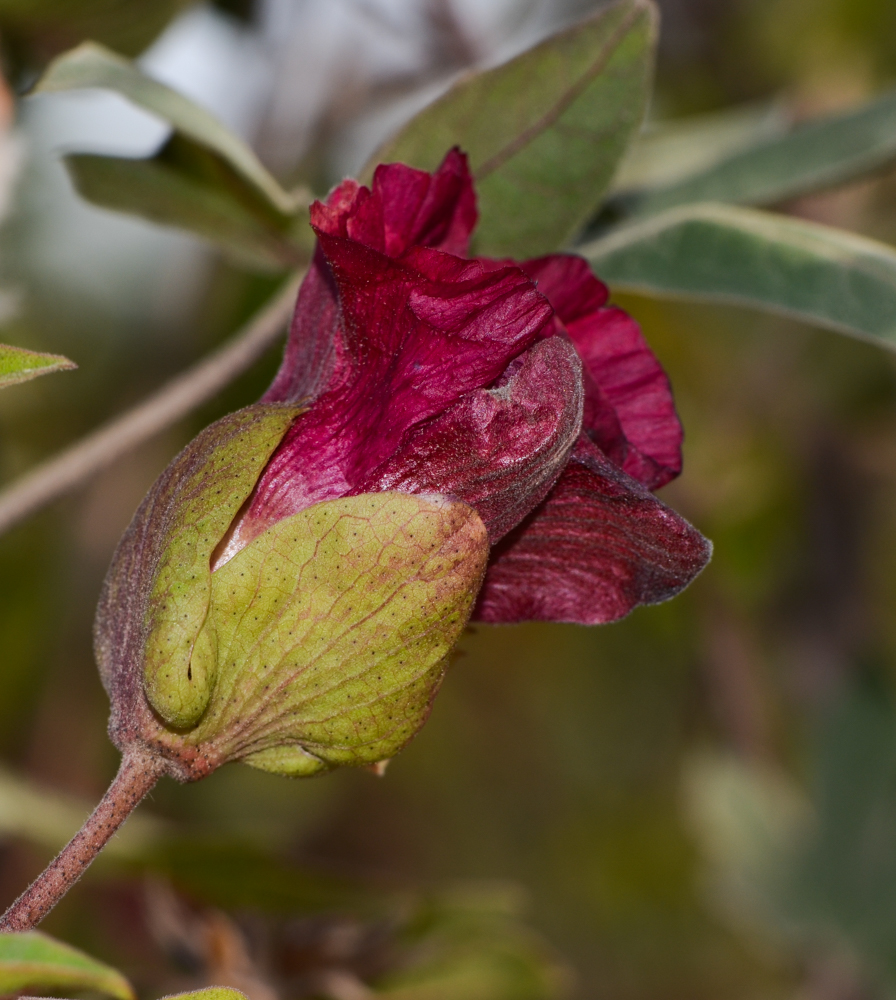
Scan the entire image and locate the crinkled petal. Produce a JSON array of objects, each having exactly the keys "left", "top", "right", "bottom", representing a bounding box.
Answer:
[
  {"left": 522, "top": 255, "right": 683, "bottom": 490},
  {"left": 312, "top": 148, "right": 477, "bottom": 258},
  {"left": 577, "top": 305, "right": 682, "bottom": 490},
  {"left": 359, "top": 335, "right": 584, "bottom": 542},
  {"left": 226, "top": 239, "right": 553, "bottom": 555},
  {"left": 521, "top": 253, "right": 608, "bottom": 319},
  {"left": 265, "top": 150, "right": 477, "bottom": 406},
  {"left": 473, "top": 437, "right": 711, "bottom": 625}
]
